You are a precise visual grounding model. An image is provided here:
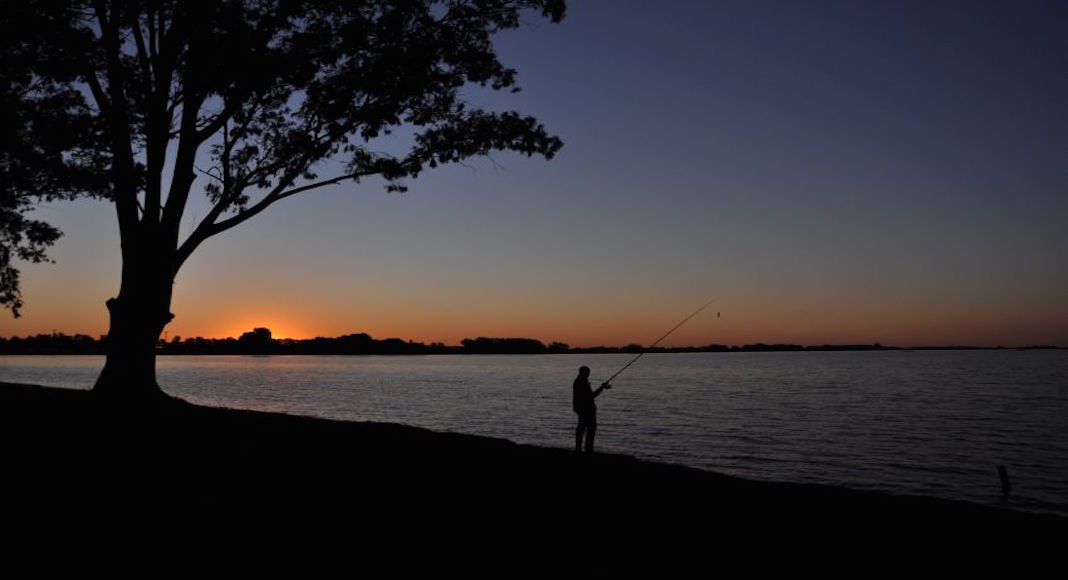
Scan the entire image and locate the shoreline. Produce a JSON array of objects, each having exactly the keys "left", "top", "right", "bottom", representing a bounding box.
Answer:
[
  {"left": 1, "top": 381, "right": 1063, "bottom": 541},
  {"left": 3, "top": 331, "right": 1065, "bottom": 356}
]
